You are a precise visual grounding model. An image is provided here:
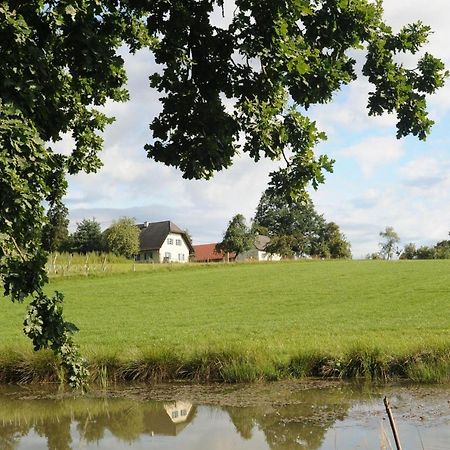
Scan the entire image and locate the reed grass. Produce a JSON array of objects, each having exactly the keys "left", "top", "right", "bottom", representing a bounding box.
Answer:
[{"left": 0, "top": 345, "right": 449, "bottom": 384}]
